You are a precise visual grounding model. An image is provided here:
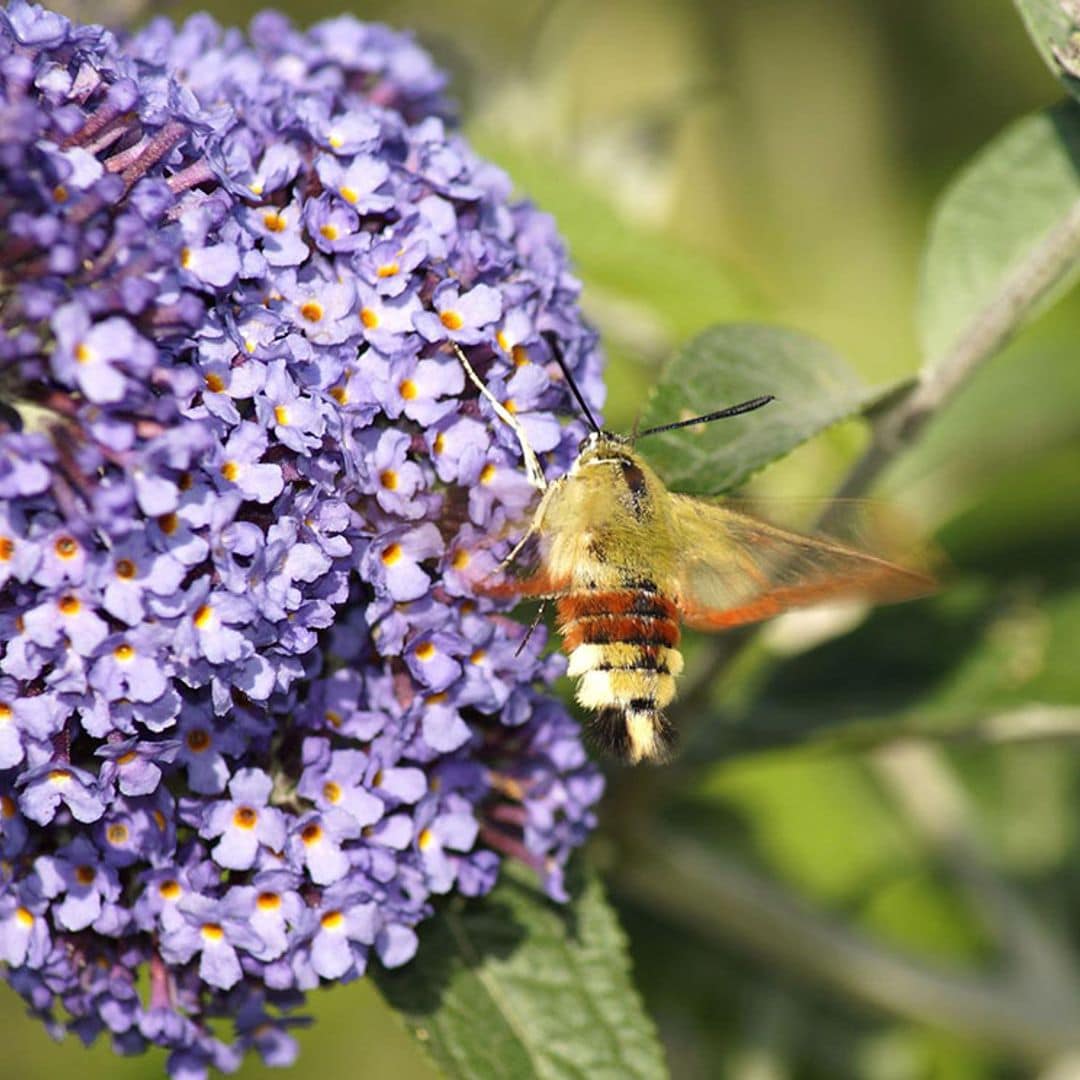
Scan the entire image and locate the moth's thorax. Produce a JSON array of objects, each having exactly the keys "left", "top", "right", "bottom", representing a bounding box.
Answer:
[{"left": 539, "top": 434, "right": 677, "bottom": 595}]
